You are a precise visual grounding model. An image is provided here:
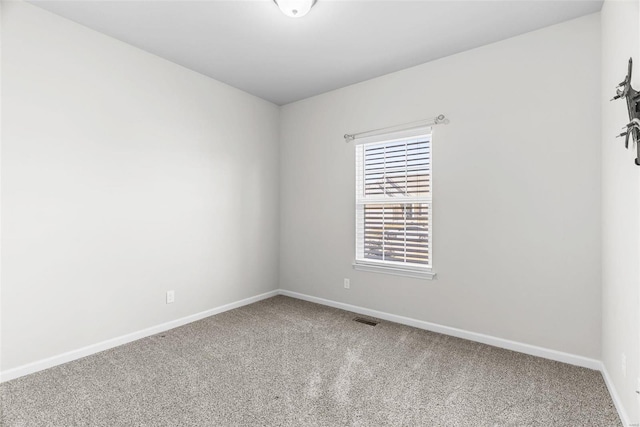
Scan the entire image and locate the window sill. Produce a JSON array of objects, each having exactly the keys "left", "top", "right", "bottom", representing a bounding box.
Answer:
[{"left": 352, "top": 262, "right": 436, "bottom": 280}]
